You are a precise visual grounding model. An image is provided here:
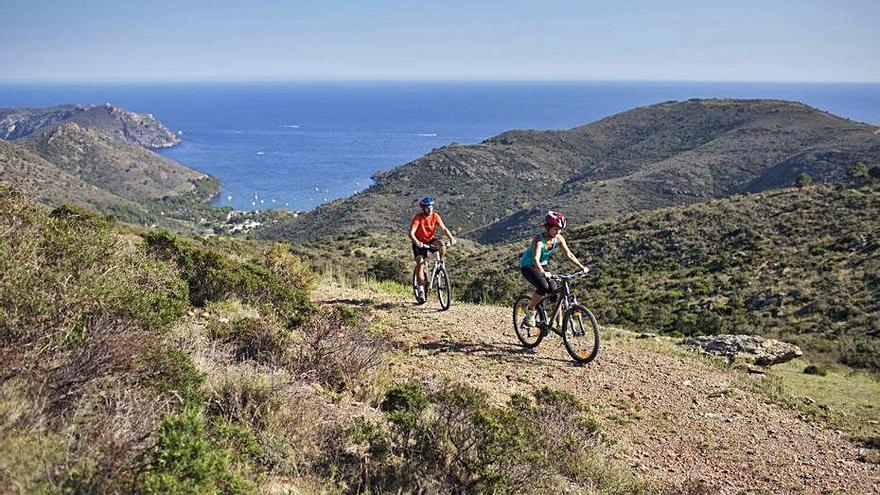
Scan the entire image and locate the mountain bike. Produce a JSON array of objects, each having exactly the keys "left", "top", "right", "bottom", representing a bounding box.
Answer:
[
  {"left": 512, "top": 271, "right": 600, "bottom": 364},
  {"left": 412, "top": 241, "right": 452, "bottom": 310}
]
